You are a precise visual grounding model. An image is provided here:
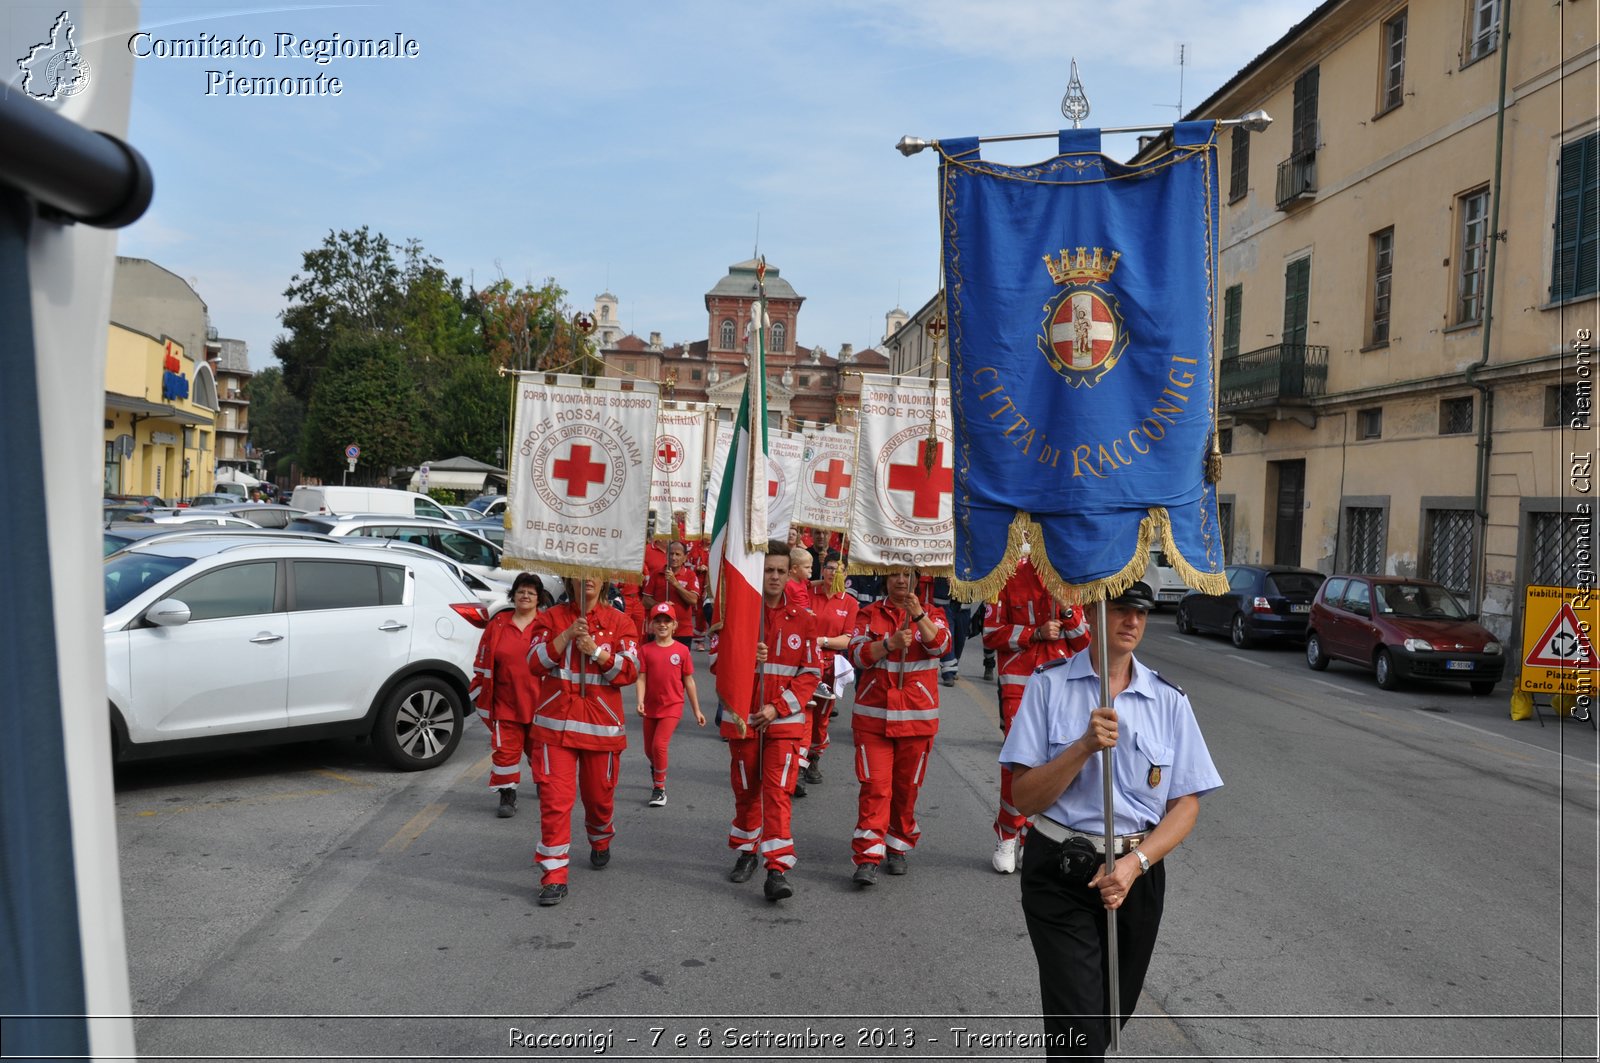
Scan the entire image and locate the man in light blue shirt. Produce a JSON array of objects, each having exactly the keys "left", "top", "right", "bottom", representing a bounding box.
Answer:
[{"left": 999, "top": 583, "right": 1221, "bottom": 1060}]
